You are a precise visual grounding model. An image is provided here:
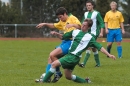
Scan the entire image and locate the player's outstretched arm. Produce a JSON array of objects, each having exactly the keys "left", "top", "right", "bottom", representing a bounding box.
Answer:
[
  {"left": 100, "top": 47, "right": 116, "bottom": 60},
  {"left": 36, "top": 23, "right": 55, "bottom": 29},
  {"left": 50, "top": 31, "right": 63, "bottom": 39}
]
